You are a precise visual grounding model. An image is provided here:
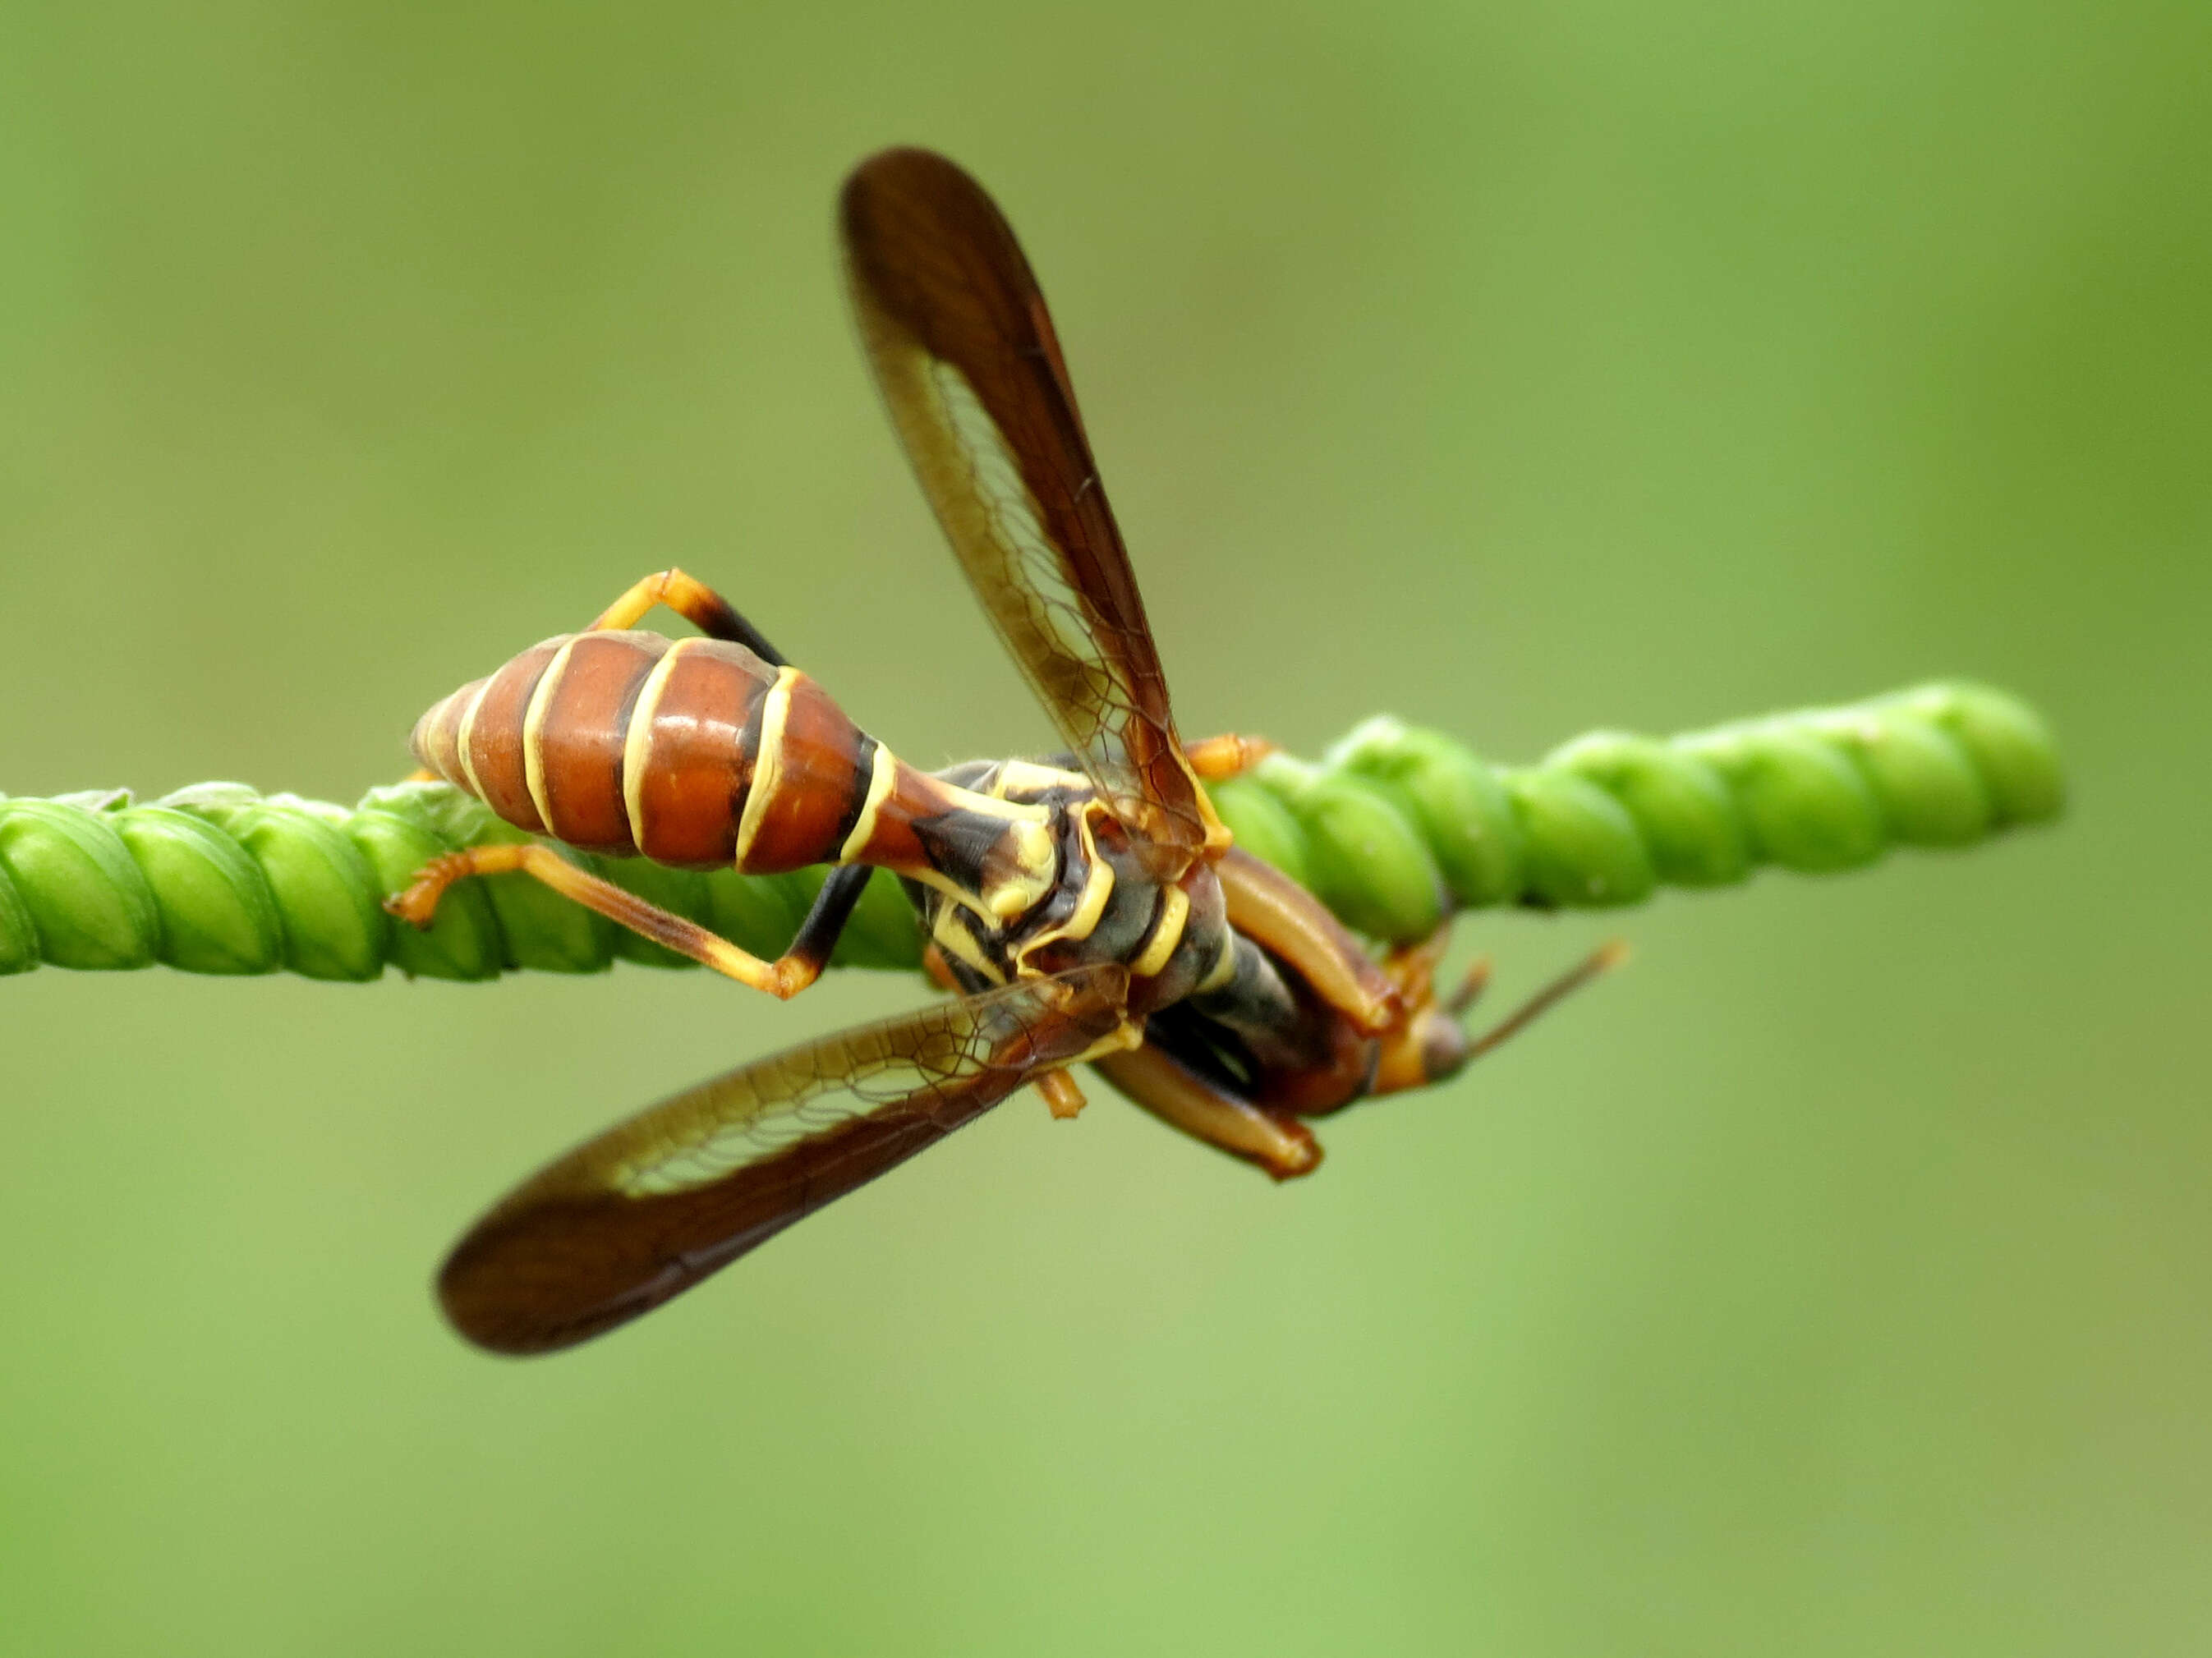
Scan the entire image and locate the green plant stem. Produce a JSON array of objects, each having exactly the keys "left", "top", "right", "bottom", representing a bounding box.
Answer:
[{"left": 0, "top": 679, "right": 2061, "bottom": 980}]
